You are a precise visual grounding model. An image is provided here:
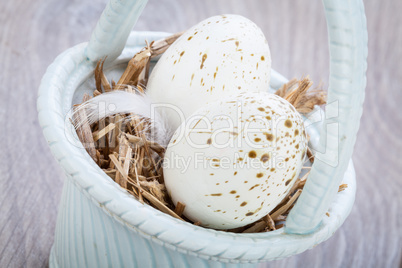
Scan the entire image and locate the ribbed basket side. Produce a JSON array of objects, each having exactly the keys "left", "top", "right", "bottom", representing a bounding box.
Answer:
[{"left": 50, "top": 176, "right": 258, "bottom": 268}]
